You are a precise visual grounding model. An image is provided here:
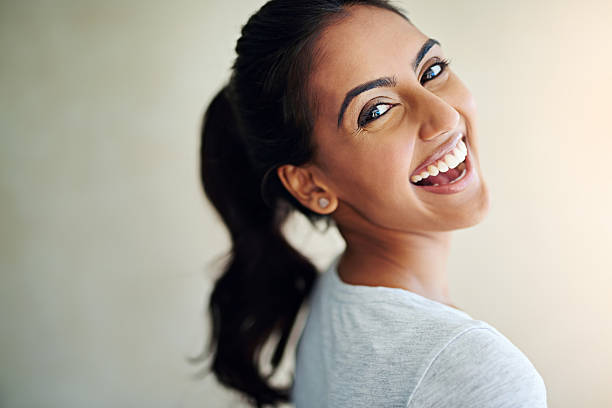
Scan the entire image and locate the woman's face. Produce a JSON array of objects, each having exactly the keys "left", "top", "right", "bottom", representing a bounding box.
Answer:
[{"left": 305, "top": 5, "right": 490, "bottom": 232}]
